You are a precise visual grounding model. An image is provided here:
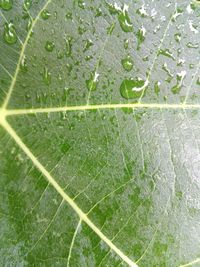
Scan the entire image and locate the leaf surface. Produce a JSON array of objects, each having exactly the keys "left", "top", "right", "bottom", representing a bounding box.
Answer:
[{"left": 1, "top": 0, "right": 200, "bottom": 266}]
